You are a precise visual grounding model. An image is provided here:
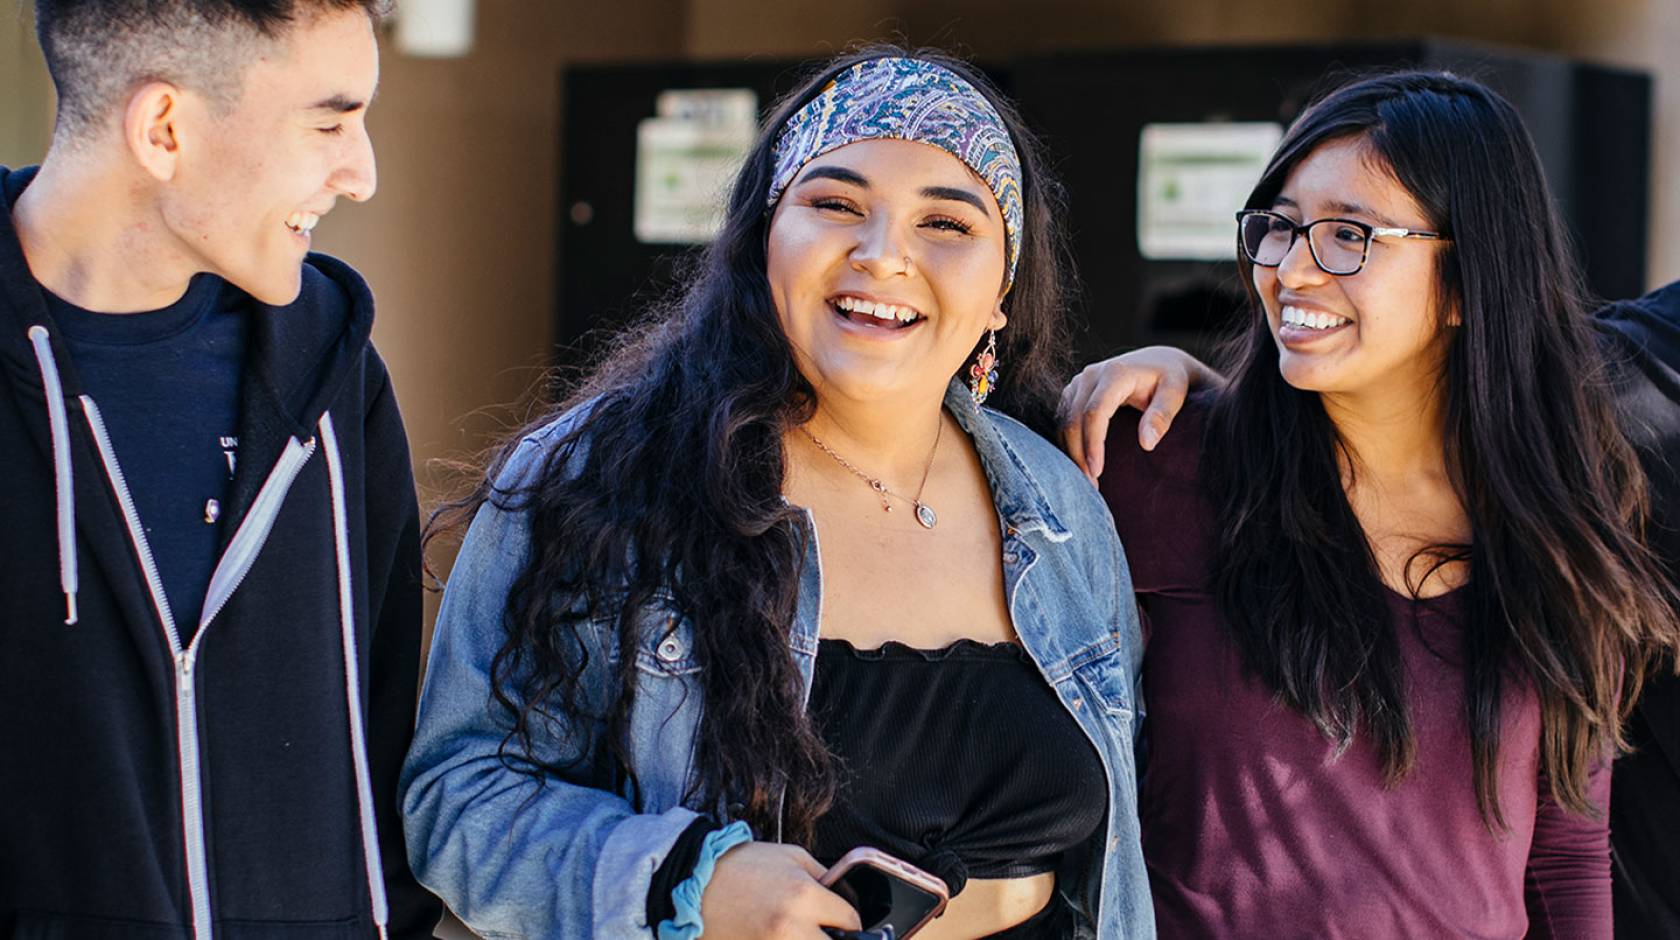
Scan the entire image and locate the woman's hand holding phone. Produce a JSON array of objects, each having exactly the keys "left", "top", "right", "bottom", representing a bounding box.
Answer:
[
  {"left": 700, "top": 842, "right": 864, "bottom": 939},
  {"left": 819, "top": 848, "right": 949, "bottom": 939}
]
